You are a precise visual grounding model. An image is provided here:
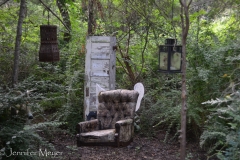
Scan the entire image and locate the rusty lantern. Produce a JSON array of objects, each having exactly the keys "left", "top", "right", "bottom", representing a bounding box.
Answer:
[
  {"left": 39, "top": 25, "right": 59, "bottom": 62},
  {"left": 159, "top": 38, "right": 182, "bottom": 73}
]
